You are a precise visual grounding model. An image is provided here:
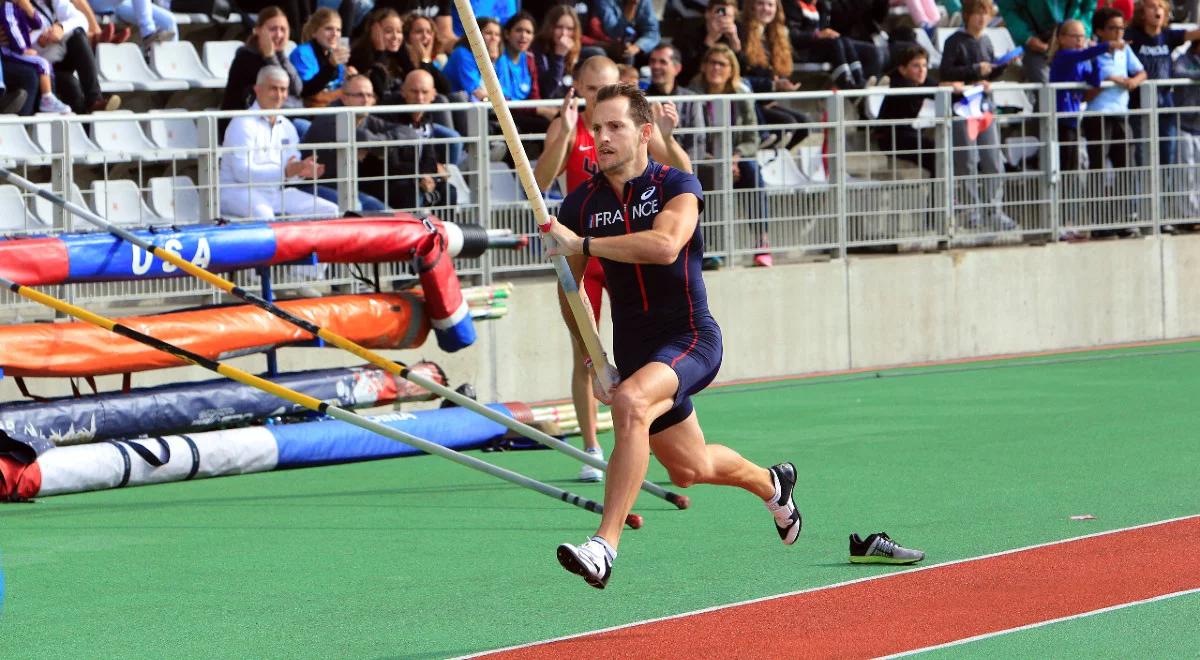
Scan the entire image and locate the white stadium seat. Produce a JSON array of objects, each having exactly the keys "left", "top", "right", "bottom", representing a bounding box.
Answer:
[
  {"left": 90, "top": 111, "right": 172, "bottom": 162},
  {"left": 0, "top": 121, "right": 51, "bottom": 167},
  {"left": 34, "top": 120, "right": 122, "bottom": 164},
  {"left": 202, "top": 40, "right": 243, "bottom": 82},
  {"left": 146, "top": 111, "right": 201, "bottom": 153},
  {"left": 97, "top": 42, "right": 190, "bottom": 92},
  {"left": 0, "top": 184, "right": 46, "bottom": 232},
  {"left": 92, "top": 180, "right": 169, "bottom": 226},
  {"left": 151, "top": 41, "right": 225, "bottom": 89},
  {"left": 149, "top": 176, "right": 203, "bottom": 223}
]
